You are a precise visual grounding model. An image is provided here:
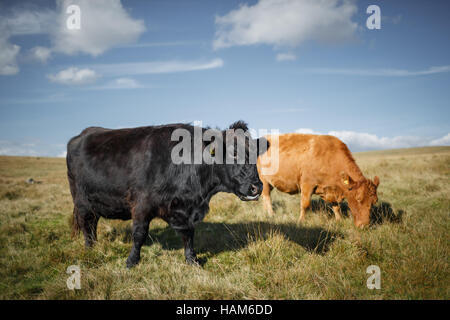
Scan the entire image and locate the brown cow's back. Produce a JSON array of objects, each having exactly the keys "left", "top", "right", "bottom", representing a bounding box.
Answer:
[{"left": 258, "top": 133, "right": 363, "bottom": 193}]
